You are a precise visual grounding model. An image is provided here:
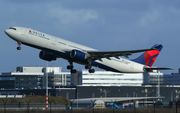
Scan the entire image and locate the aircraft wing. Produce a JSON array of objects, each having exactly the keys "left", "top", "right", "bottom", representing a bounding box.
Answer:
[{"left": 88, "top": 48, "right": 155, "bottom": 60}]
